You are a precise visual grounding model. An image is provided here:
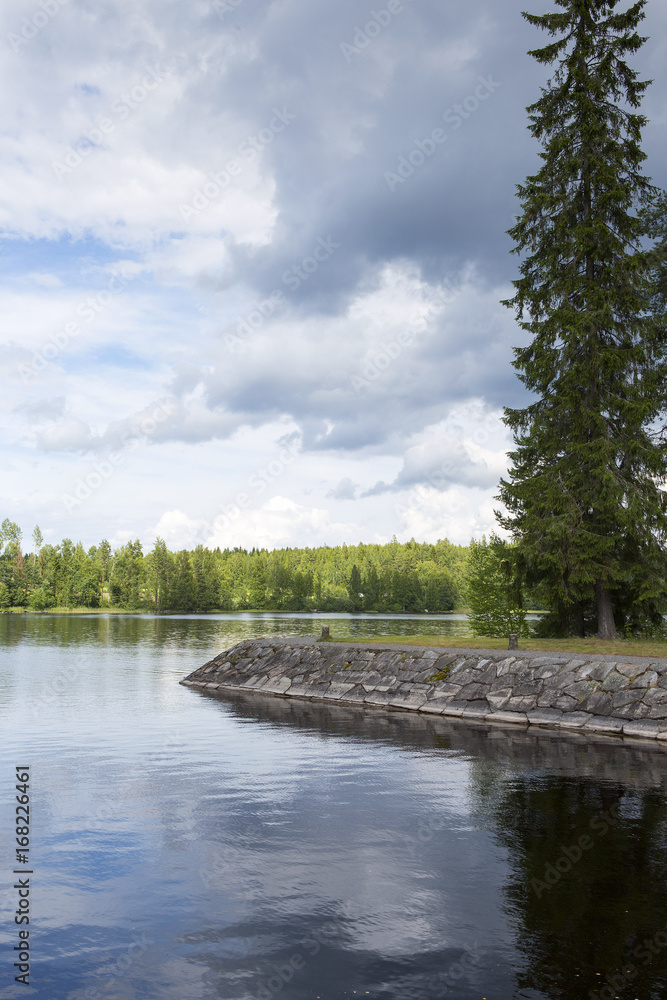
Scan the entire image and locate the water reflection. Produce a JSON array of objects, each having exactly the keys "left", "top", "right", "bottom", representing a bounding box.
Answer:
[
  {"left": 0, "top": 609, "right": 477, "bottom": 649},
  {"left": 0, "top": 614, "right": 665, "bottom": 1000},
  {"left": 204, "top": 690, "right": 667, "bottom": 1000},
  {"left": 485, "top": 775, "right": 667, "bottom": 1000}
]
